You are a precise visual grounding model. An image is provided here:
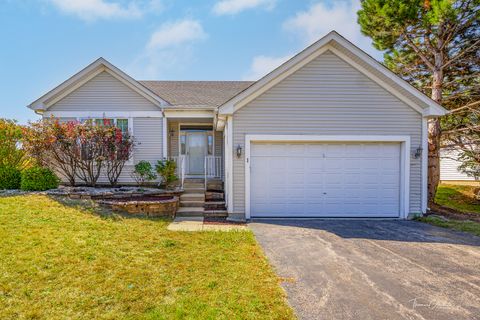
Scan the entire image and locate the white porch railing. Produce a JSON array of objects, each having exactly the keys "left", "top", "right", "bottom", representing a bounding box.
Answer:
[
  {"left": 205, "top": 156, "right": 222, "bottom": 189},
  {"left": 172, "top": 155, "right": 222, "bottom": 189}
]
